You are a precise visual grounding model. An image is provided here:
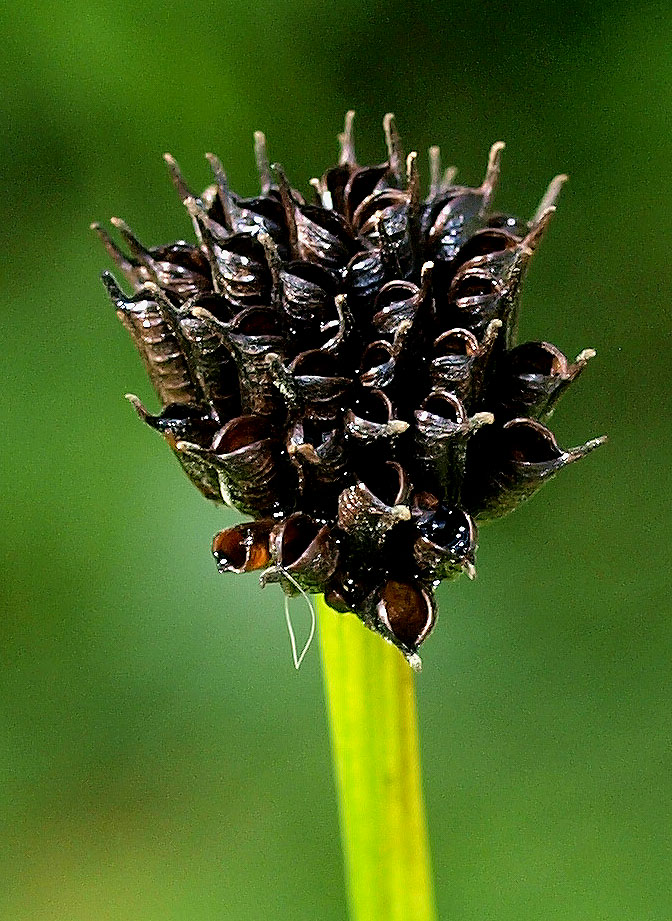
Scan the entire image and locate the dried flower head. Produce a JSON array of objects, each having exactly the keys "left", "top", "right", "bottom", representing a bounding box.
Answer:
[{"left": 94, "top": 112, "right": 605, "bottom": 665}]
